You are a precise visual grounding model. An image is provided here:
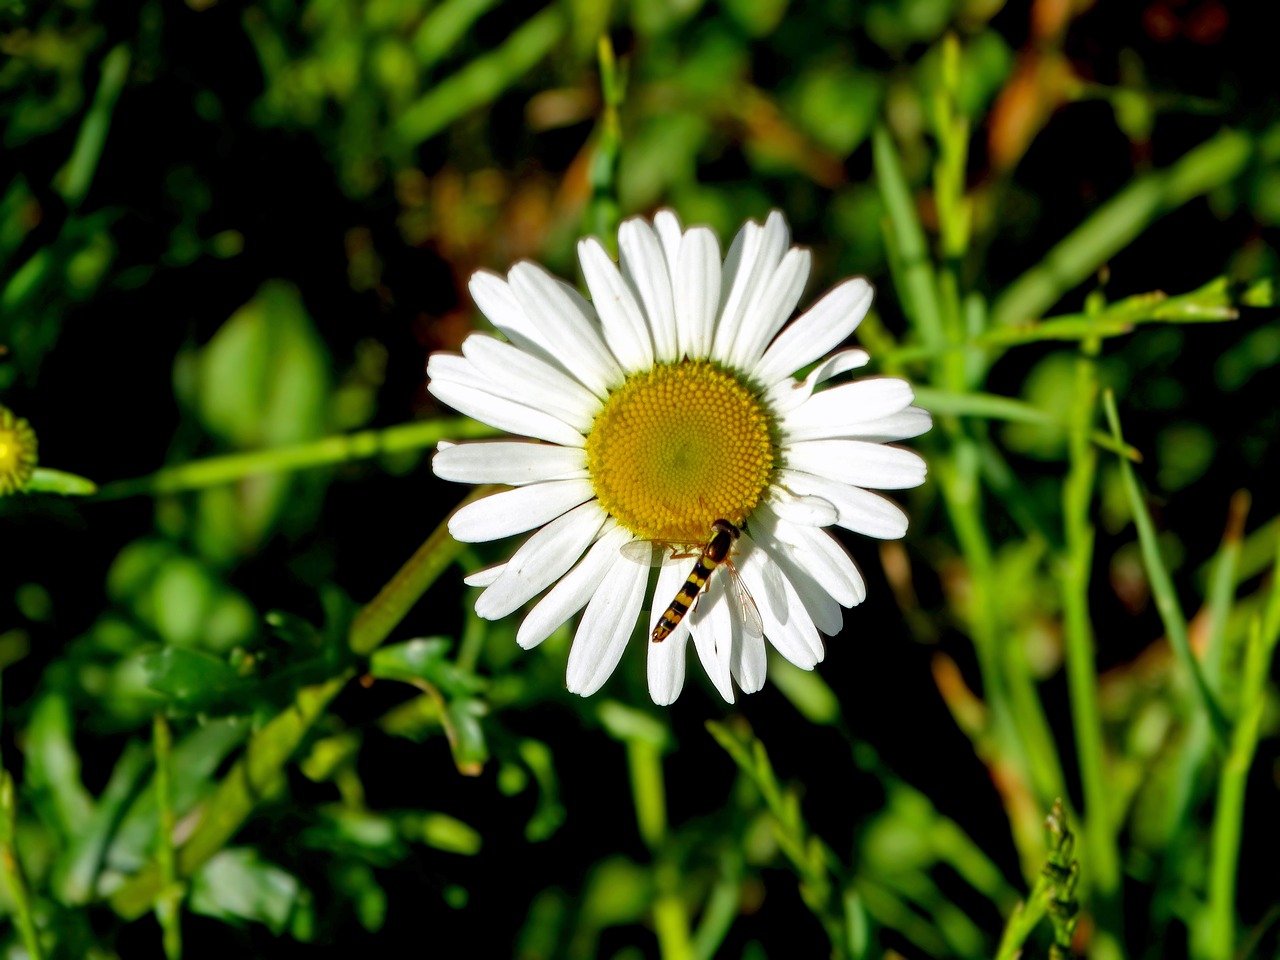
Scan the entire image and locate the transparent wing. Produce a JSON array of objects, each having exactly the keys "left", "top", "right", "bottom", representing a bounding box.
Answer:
[
  {"left": 620, "top": 538, "right": 700, "bottom": 566},
  {"left": 724, "top": 560, "right": 764, "bottom": 641}
]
